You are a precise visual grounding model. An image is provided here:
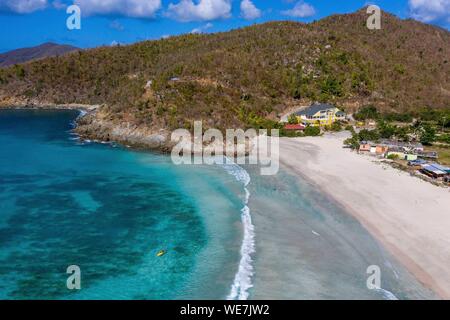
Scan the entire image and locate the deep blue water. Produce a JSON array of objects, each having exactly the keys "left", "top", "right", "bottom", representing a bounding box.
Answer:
[{"left": 0, "top": 109, "right": 243, "bottom": 300}]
